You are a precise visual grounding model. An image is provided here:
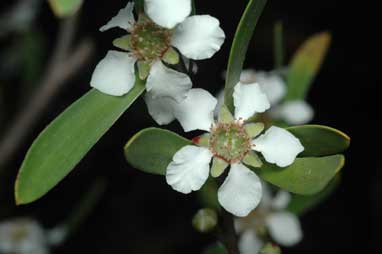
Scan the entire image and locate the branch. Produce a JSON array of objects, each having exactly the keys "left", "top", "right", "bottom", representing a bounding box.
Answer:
[{"left": 0, "top": 15, "right": 94, "bottom": 168}]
